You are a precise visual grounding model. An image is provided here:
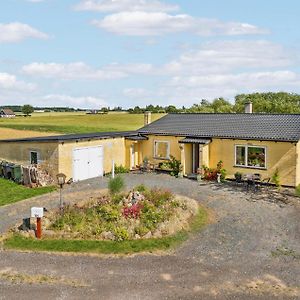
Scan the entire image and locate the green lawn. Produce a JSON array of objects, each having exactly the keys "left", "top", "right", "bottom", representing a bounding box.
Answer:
[
  {"left": 0, "top": 178, "right": 56, "bottom": 207},
  {"left": 3, "top": 207, "right": 208, "bottom": 254},
  {"left": 0, "top": 112, "right": 164, "bottom": 134}
]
